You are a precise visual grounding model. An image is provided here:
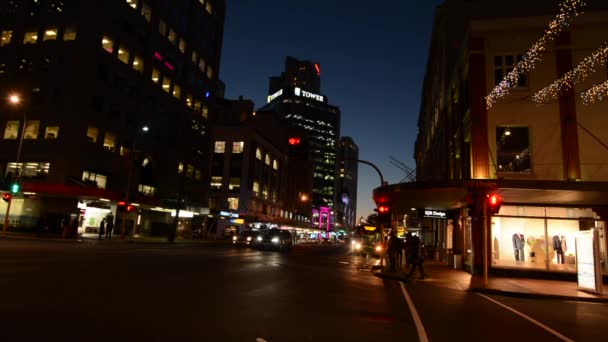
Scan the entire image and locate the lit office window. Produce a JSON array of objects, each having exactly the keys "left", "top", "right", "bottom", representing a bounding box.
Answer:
[
  {"left": 141, "top": 3, "right": 151, "bottom": 22},
  {"left": 210, "top": 176, "right": 222, "bottom": 190},
  {"left": 24, "top": 120, "right": 40, "bottom": 139},
  {"left": 192, "top": 51, "right": 198, "bottom": 64},
  {"left": 87, "top": 126, "right": 98, "bottom": 143},
  {"left": 101, "top": 36, "right": 113, "bottom": 54},
  {"left": 63, "top": 27, "right": 77, "bottom": 41},
  {"left": 205, "top": 1, "right": 213, "bottom": 14},
  {"left": 206, "top": 66, "right": 213, "bottom": 79},
  {"left": 138, "top": 184, "right": 156, "bottom": 196},
  {"left": 194, "top": 100, "right": 202, "bottom": 113},
  {"left": 83, "top": 171, "right": 107, "bottom": 189},
  {"left": 186, "top": 95, "right": 193, "bottom": 108},
  {"left": 179, "top": 38, "right": 186, "bottom": 53},
  {"left": 44, "top": 126, "right": 59, "bottom": 139},
  {"left": 199, "top": 59, "right": 205, "bottom": 72},
  {"left": 186, "top": 164, "right": 194, "bottom": 178},
  {"left": 214, "top": 141, "right": 225, "bottom": 153},
  {"left": 178, "top": 162, "right": 184, "bottom": 174},
  {"left": 265, "top": 154, "right": 270, "bottom": 166},
  {"left": 132, "top": 55, "right": 143, "bottom": 73},
  {"left": 256, "top": 148, "right": 262, "bottom": 160},
  {"left": 273, "top": 160, "right": 278, "bottom": 171},
  {"left": 232, "top": 142, "right": 244, "bottom": 154},
  {"left": 126, "top": 0, "right": 137, "bottom": 9},
  {"left": 43, "top": 28, "right": 58, "bottom": 41},
  {"left": 151, "top": 68, "right": 160, "bottom": 83},
  {"left": 118, "top": 47, "right": 130, "bottom": 64},
  {"left": 168, "top": 29, "right": 176, "bottom": 44},
  {"left": 6, "top": 162, "right": 50, "bottom": 178},
  {"left": 0, "top": 31, "right": 12, "bottom": 46},
  {"left": 202, "top": 105, "right": 208, "bottom": 119},
  {"left": 173, "top": 84, "right": 181, "bottom": 99},
  {"left": 195, "top": 169, "right": 202, "bottom": 181},
  {"left": 162, "top": 78, "right": 171, "bottom": 93},
  {"left": 262, "top": 185, "right": 269, "bottom": 200},
  {"left": 253, "top": 180, "right": 260, "bottom": 196},
  {"left": 23, "top": 32, "right": 38, "bottom": 44},
  {"left": 229, "top": 178, "right": 240, "bottom": 191},
  {"left": 158, "top": 20, "right": 167, "bottom": 37},
  {"left": 103, "top": 132, "right": 116, "bottom": 152},
  {"left": 228, "top": 198, "right": 239, "bottom": 210},
  {"left": 3, "top": 121, "right": 19, "bottom": 140}
]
